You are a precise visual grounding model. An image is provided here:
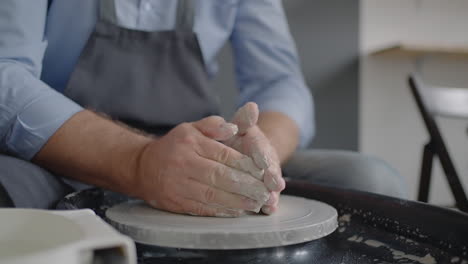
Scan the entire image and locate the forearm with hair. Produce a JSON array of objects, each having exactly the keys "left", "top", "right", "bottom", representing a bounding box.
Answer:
[{"left": 32, "top": 110, "right": 152, "bottom": 196}]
